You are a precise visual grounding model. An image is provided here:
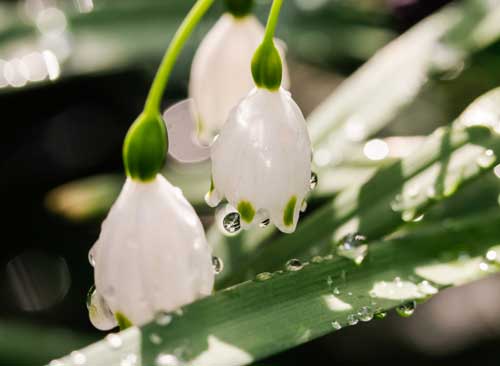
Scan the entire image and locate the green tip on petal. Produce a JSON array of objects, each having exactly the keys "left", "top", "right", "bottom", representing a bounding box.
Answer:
[
  {"left": 224, "top": 0, "right": 253, "bottom": 18},
  {"left": 123, "top": 112, "right": 167, "bottom": 182},
  {"left": 115, "top": 312, "right": 133, "bottom": 330},
  {"left": 251, "top": 41, "right": 283, "bottom": 91},
  {"left": 238, "top": 200, "right": 256, "bottom": 223},
  {"left": 283, "top": 196, "right": 297, "bottom": 227}
]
